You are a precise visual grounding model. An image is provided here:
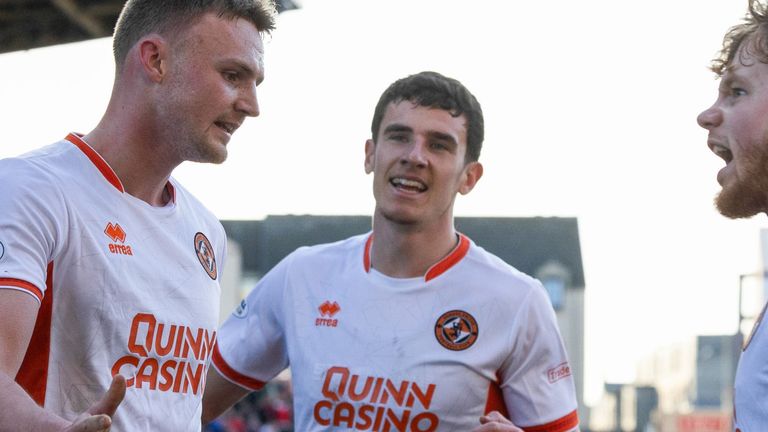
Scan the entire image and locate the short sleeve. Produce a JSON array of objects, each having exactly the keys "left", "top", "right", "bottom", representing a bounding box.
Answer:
[
  {"left": 0, "top": 159, "right": 65, "bottom": 303},
  {"left": 500, "top": 282, "right": 579, "bottom": 431},
  {"left": 212, "top": 254, "right": 292, "bottom": 390}
]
